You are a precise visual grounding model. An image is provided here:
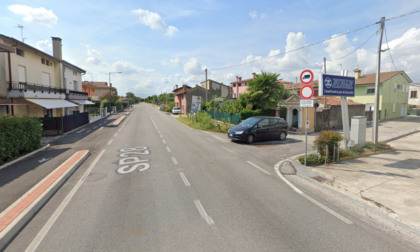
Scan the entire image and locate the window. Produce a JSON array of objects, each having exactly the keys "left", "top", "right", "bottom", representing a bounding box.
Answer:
[
  {"left": 393, "top": 103, "right": 396, "bottom": 113},
  {"left": 258, "top": 119, "right": 270, "bottom": 128},
  {"left": 44, "top": 109, "right": 53, "bottom": 117},
  {"left": 394, "top": 82, "right": 397, "bottom": 93},
  {"left": 269, "top": 119, "right": 279, "bottom": 126},
  {"left": 233, "top": 93, "right": 236, "bottom": 98},
  {"left": 16, "top": 48, "right": 24, "bottom": 57},
  {"left": 18, "top": 65, "right": 26, "bottom": 83},
  {"left": 233, "top": 84, "right": 236, "bottom": 87},
  {"left": 411, "top": 91, "right": 418, "bottom": 98},
  {"left": 238, "top": 93, "right": 241, "bottom": 97},
  {"left": 41, "top": 58, "right": 45, "bottom": 64},
  {"left": 73, "top": 70, "right": 77, "bottom": 76},
  {"left": 74, "top": 81, "right": 78, "bottom": 90},
  {"left": 46, "top": 60, "right": 51, "bottom": 66},
  {"left": 42, "top": 72, "right": 51, "bottom": 86},
  {"left": 366, "top": 88, "right": 375, "bottom": 94}
]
